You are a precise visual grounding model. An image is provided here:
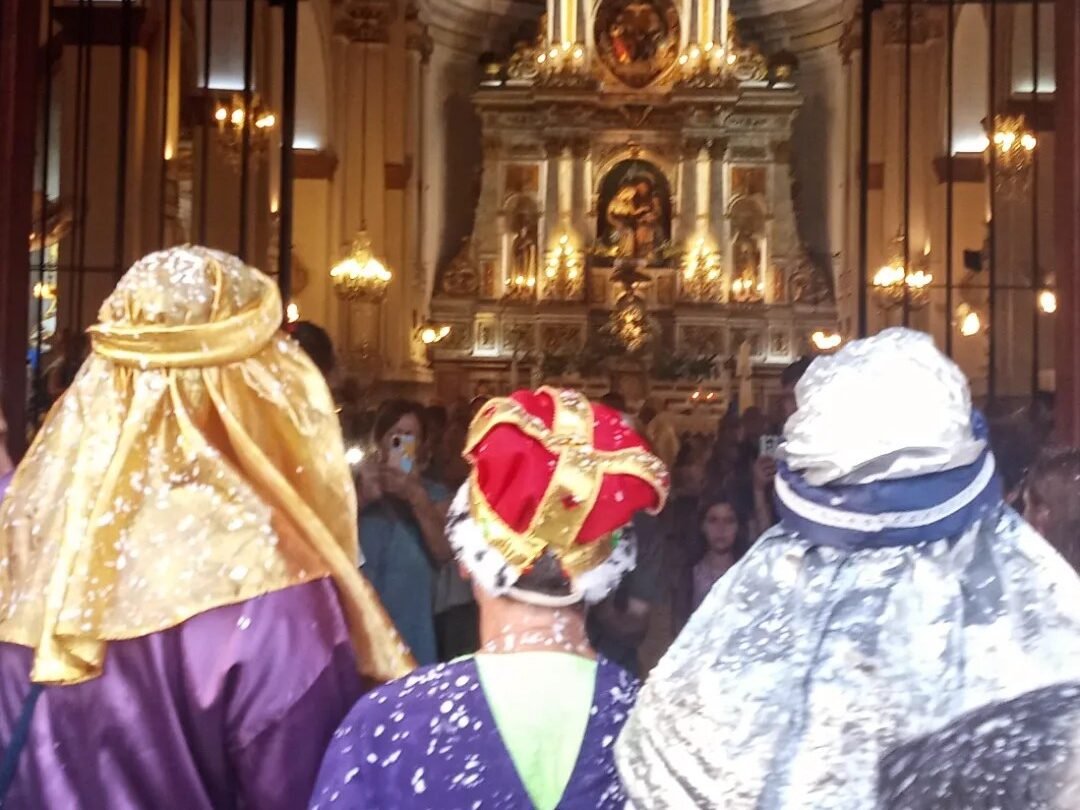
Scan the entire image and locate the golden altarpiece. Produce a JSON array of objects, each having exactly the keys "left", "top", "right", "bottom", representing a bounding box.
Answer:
[{"left": 430, "top": 0, "right": 836, "bottom": 411}]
